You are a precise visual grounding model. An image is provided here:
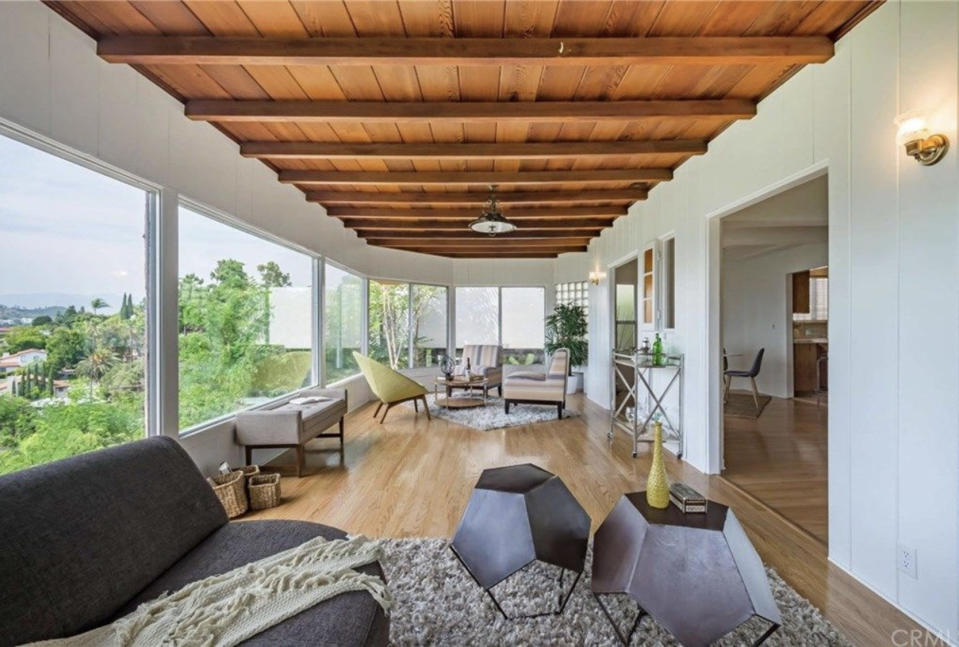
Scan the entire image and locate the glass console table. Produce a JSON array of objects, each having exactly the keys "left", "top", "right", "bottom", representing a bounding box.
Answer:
[{"left": 609, "top": 351, "right": 684, "bottom": 458}]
